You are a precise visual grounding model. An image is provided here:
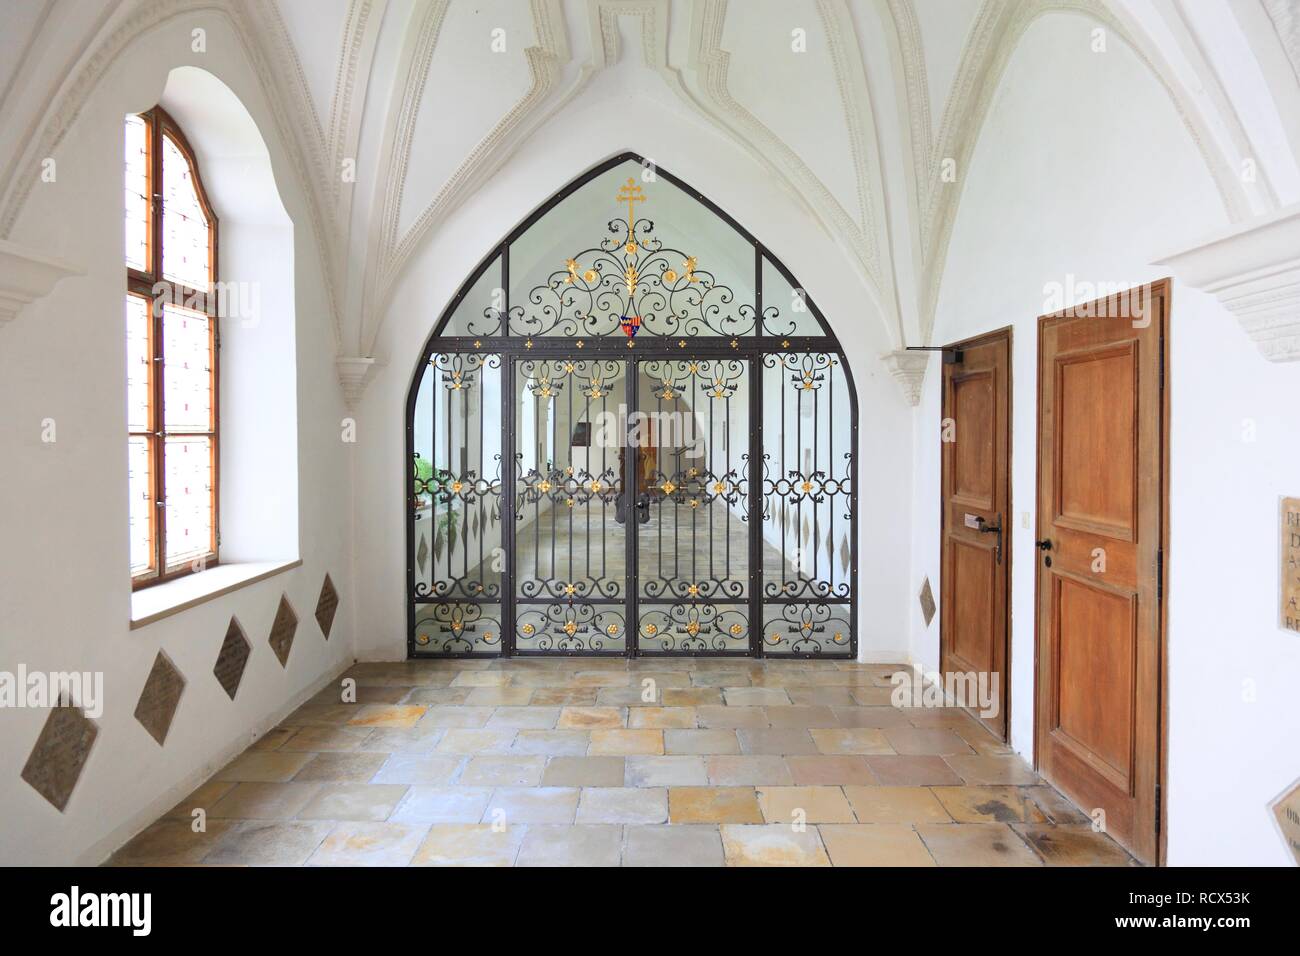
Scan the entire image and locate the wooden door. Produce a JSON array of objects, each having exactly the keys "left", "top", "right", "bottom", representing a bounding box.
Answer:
[
  {"left": 1035, "top": 280, "right": 1168, "bottom": 864},
  {"left": 940, "top": 330, "right": 1011, "bottom": 740}
]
